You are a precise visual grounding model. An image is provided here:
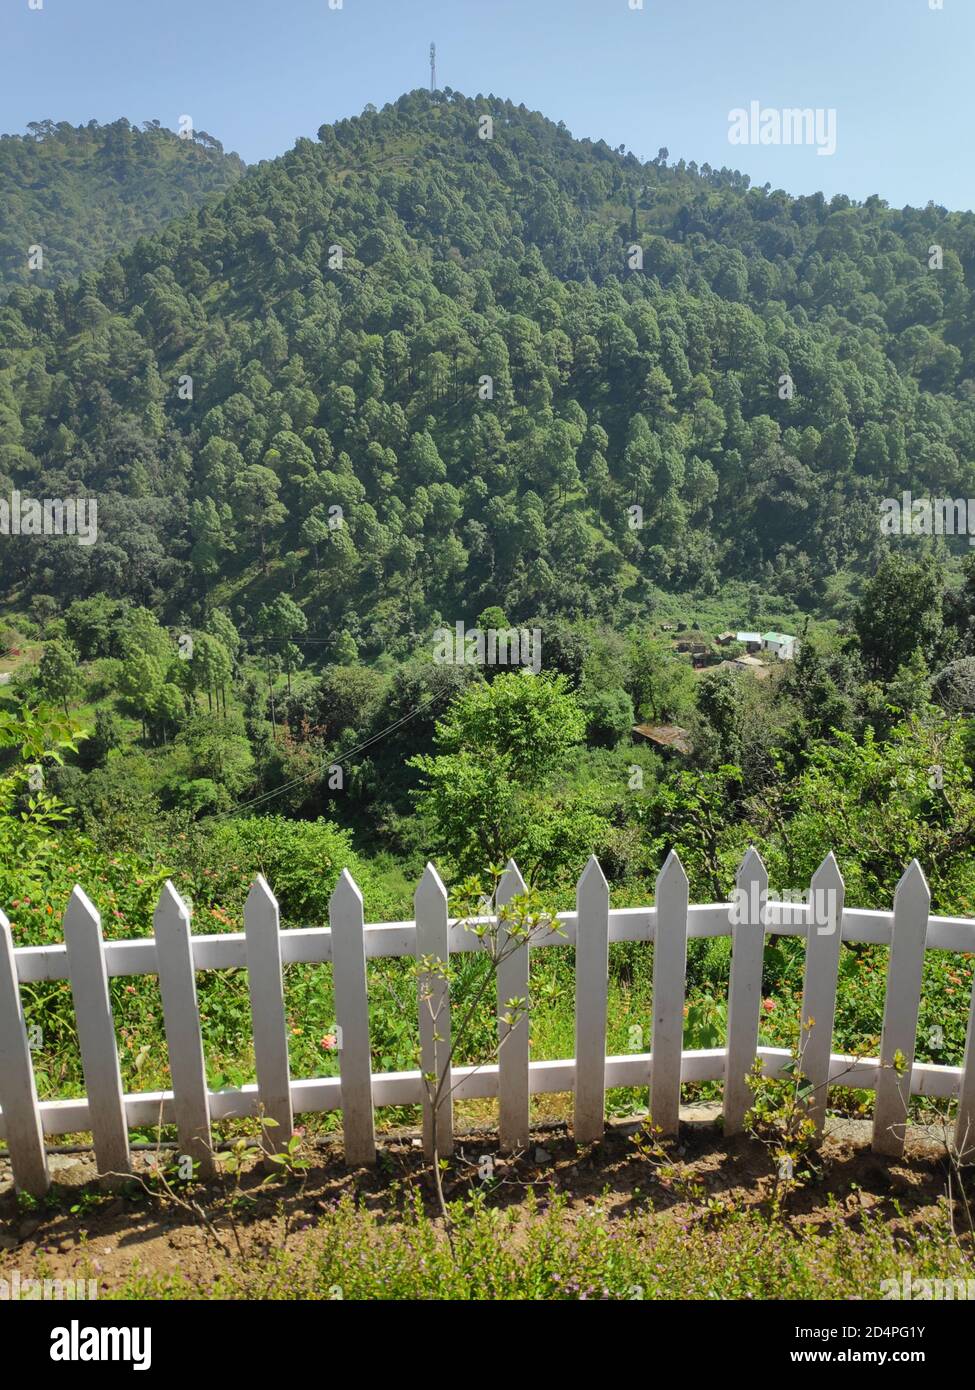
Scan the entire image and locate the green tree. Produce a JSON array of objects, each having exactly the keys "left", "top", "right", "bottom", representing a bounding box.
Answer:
[
  {"left": 38, "top": 639, "right": 83, "bottom": 715},
  {"left": 409, "top": 671, "right": 609, "bottom": 881},
  {"left": 854, "top": 554, "right": 947, "bottom": 680}
]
